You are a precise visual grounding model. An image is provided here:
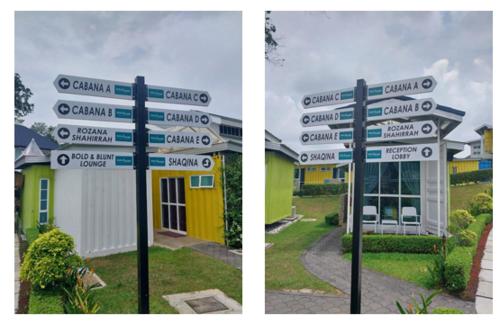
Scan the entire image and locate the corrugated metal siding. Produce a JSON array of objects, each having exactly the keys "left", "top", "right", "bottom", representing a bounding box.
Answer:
[
  {"left": 300, "top": 164, "right": 337, "bottom": 184},
  {"left": 448, "top": 160, "right": 478, "bottom": 174},
  {"left": 151, "top": 155, "right": 224, "bottom": 244},
  {"left": 265, "top": 151, "right": 295, "bottom": 224},
  {"left": 20, "top": 165, "right": 54, "bottom": 232},
  {"left": 55, "top": 169, "right": 154, "bottom": 258},
  {"left": 483, "top": 129, "right": 493, "bottom": 154}
]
